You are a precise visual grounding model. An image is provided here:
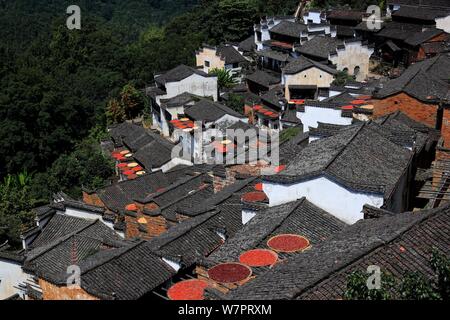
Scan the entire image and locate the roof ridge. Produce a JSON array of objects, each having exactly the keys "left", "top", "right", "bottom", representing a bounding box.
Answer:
[
  {"left": 80, "top": 240, "right": 146, "bottom": 275},
  {"left": 152, "top": 209, "right": 222, "bottom": 252},
  {"left": 254, "top": 198, "right": 306, "bottom": 247},
  {"left": 159, "top": 184, "right": 213, "bottom": 213},
  {"left": 139, "top": 173, "right": 207, "bottom": 204},
  {"left": 291, "top": 206, "right": 447, "bottom": 299},
  {"left": 26, "top": 219, "right": 101, "bottom": 262}
]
